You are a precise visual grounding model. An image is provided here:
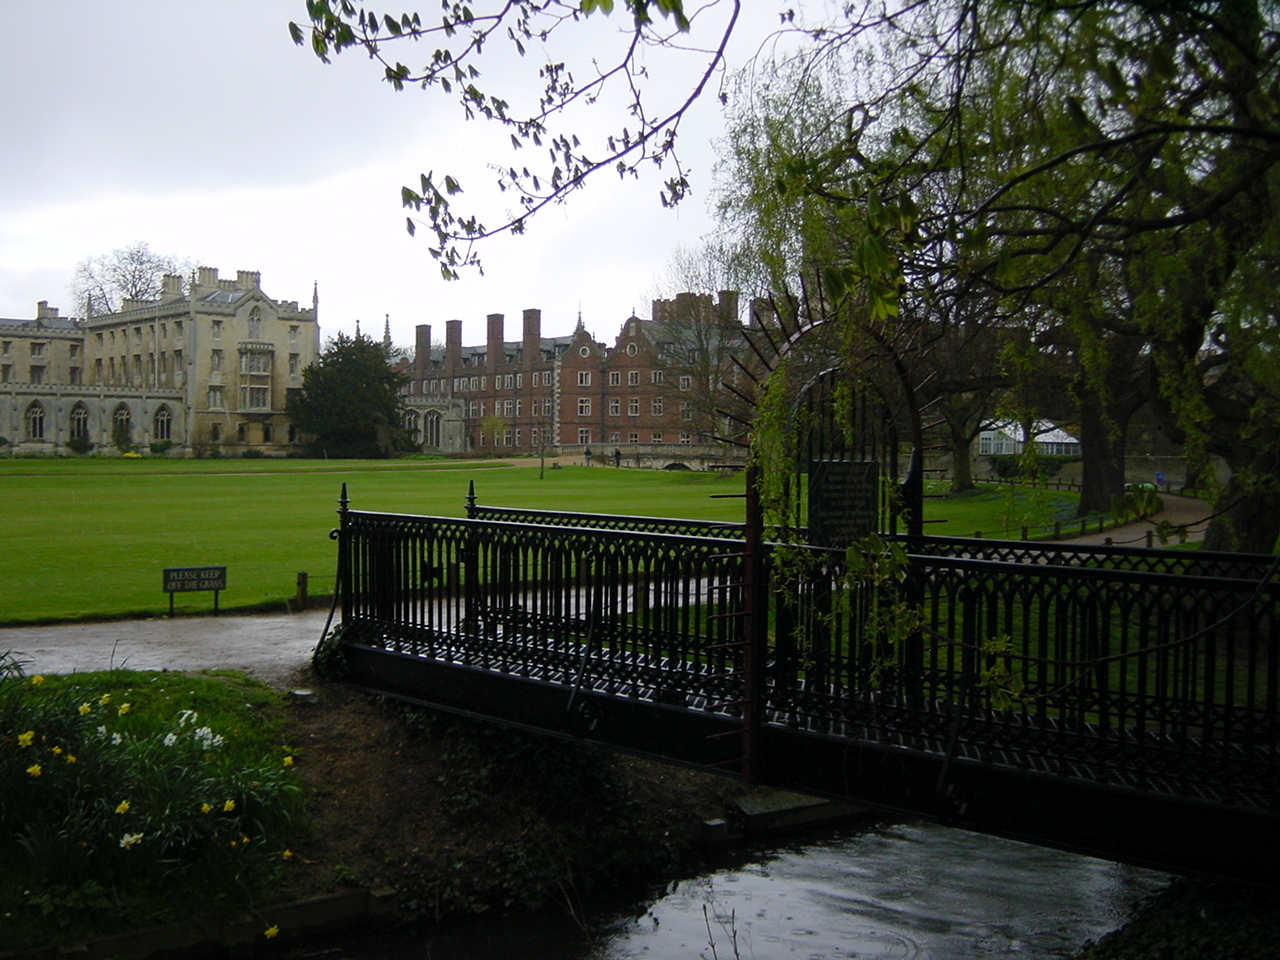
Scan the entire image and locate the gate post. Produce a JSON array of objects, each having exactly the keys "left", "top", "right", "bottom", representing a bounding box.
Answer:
[{"left": 741, "top": 461, "right": 767, "bottom": 784}]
